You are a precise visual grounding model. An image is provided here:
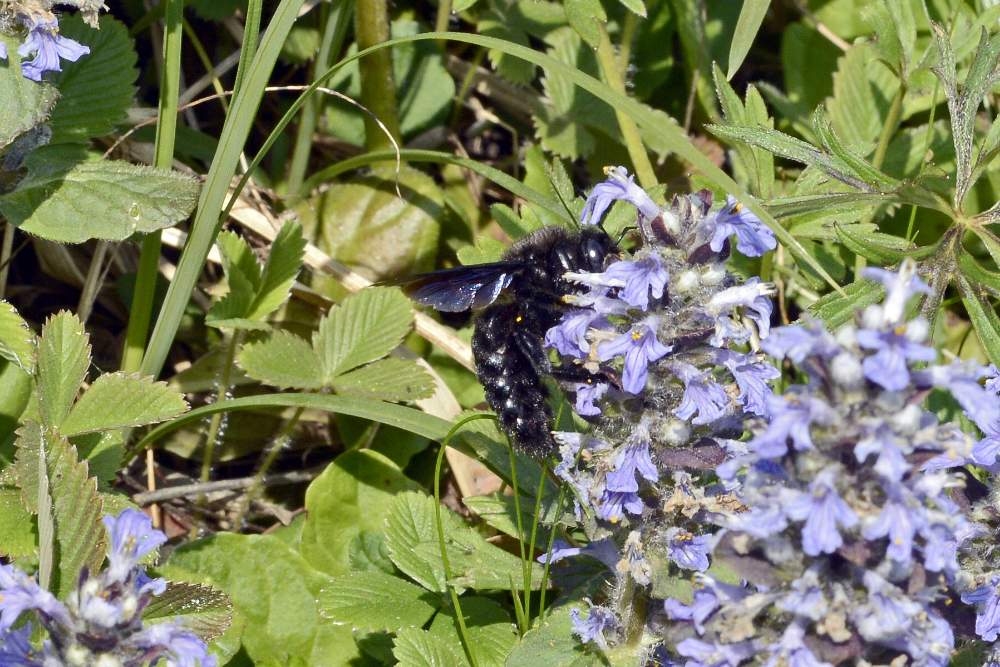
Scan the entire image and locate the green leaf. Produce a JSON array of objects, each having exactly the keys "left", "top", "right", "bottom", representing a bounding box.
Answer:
[
  {"left": 811, "top": 107, "right": 899, "bottom": 191},
  {"left": 505, "top": 605, "right": 602, "bottom": 667},
  {"left": 0, "top": 486, "right": 36, "bottom": 559},
  {"left": 428, "top": 596, "right": 516, "bottom": 667},
  {"left": 301, "top": 449, "right": 420, "bottom": 576},
  {"left": 0, "top": 34, "right": 59, "bottom": 151},
  {"left": 164, "top": 533, "right": 360, "bottom": 665},
  {"left": 712, "top": 65, "right": 775, "bottom": 198},
  {"left": 13, "top": 423, "right": 105, "bottom": 597},
  {"left": 0, "top": 146, "right": 200, "bottom": 243},
  {"left": 48, "top": 16, "right": 138, "bottom": 143},
  {"left": 958, "top": 251, "right": 1000, "bottom": 298},
  {"left": 615, "top": 0, "right": 646, "bottom": 18},
  {"left": 143, "top": 581, "right": 233, "bottom": 642},
  {"left": 565, "top": 0, "right": 607, "bottom": 47},
  {"left": 0, "top": 301, "right": 35, "bottom": 373},
  {"left": 806, "top": 279, "right": 885, "bottom": 328},
  {"left": 315, "top": 287, "right": 415, "bottom": 380},
  {"left": 384, "top": 491, "right": 544, "bottom": 593},
  {"left": 393, "top": 627, "right": 465, "bottom": 667},
  {"left": 36, "top": 311, "right": 90, "bottom": 429},
  {"left": 237, "top": 330, "right": 324, "bottom": 389},
  {"left": 462, "top": 493, "right": 555, "bottom": 542},
  {"left": 332, "top": 358, "right": 435, "bottom": 402},
  {"left": 206, "top": 231, "right": 262, "bottom": 329},
  {"left": 727, "top": 0, "right": 769, "bottom": 79},
  {"left": 862, "top": 0, "right": 915, "bottom": 79},
  {"left": 318, "top": 570, "right": 437, "bottom": 632},
  {"left": 833, "top": 224, "right": 936, "bottom": 264},
  {"left": 60, "top": 373, "right": 188, "bottom": 437},
  {"left": 249, "top": 221, "right": 306, "bottom": 320},
  {"left": 957, "top": 274, "right": 1000, "bottom": 367}
]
